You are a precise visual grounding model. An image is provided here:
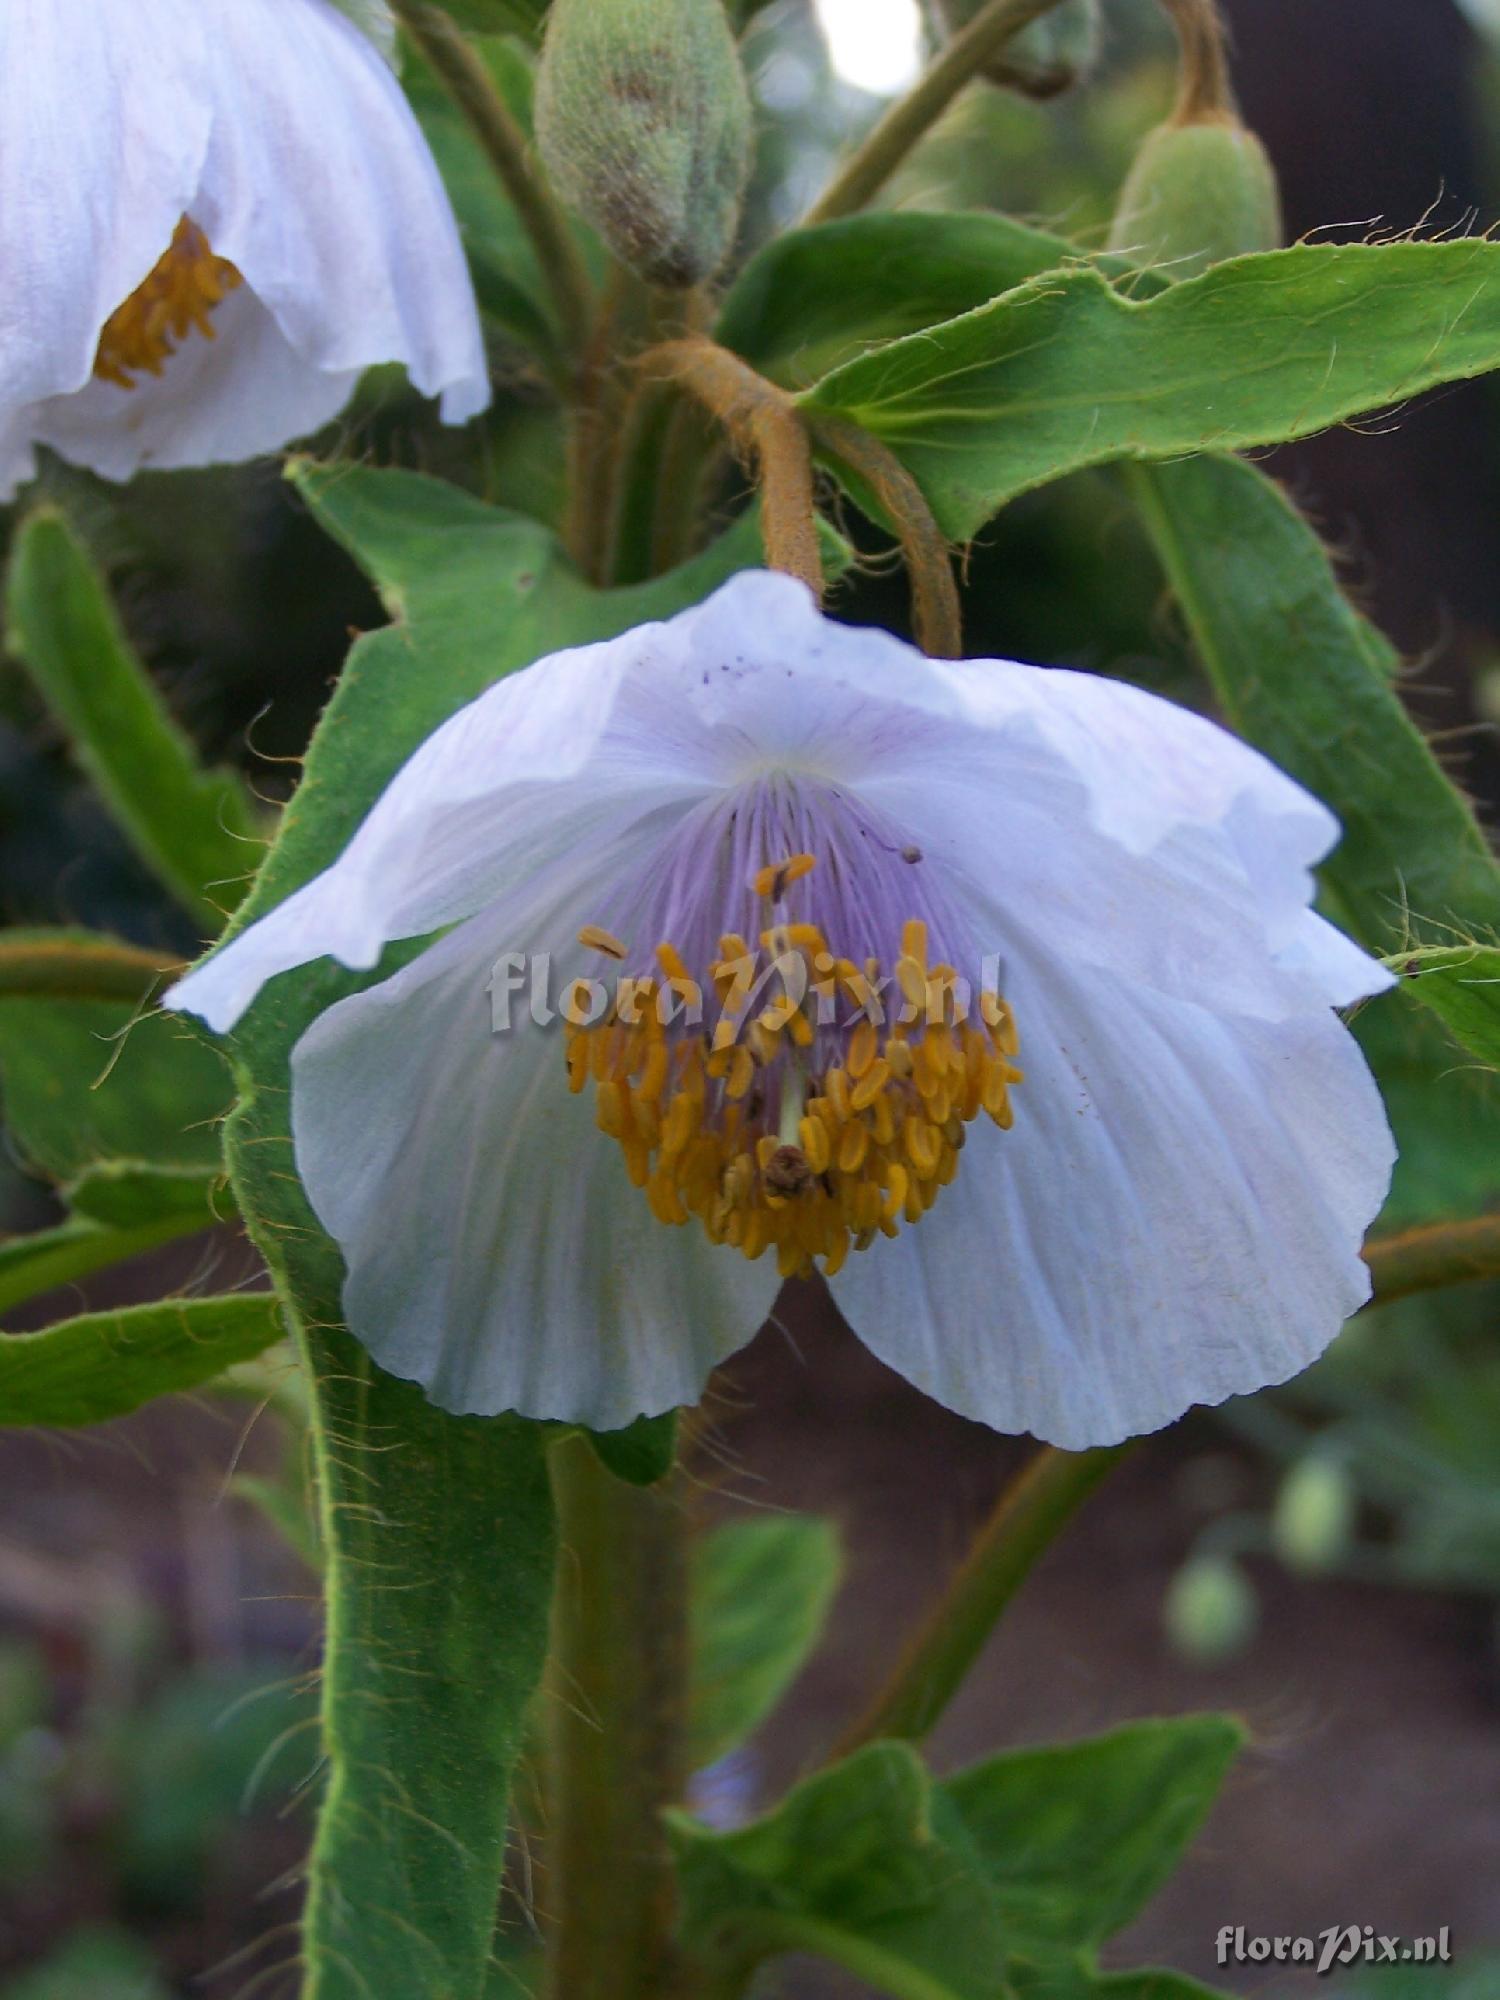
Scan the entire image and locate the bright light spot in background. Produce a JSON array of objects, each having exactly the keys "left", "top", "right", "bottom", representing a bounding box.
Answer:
[{"left": 813, "top": 0, "right": 925, "bottom": 96}]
